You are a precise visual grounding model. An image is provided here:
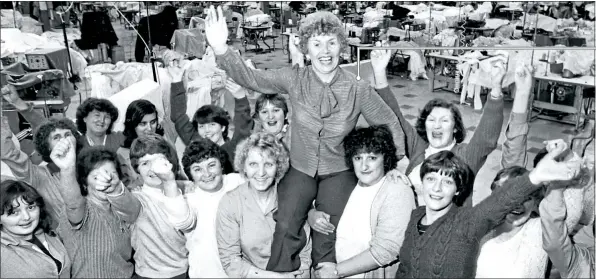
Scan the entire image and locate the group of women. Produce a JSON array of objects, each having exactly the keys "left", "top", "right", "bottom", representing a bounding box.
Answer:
[{"left": 1, "top": 6, "right": 594, "bottom": 279}]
